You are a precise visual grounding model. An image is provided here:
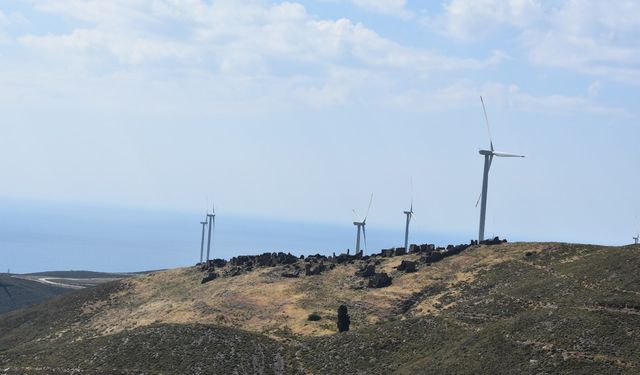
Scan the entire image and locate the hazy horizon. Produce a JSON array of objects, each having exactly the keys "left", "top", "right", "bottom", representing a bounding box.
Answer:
[{"left": 1, "top": 1, "right": 639, "bottom": 273}]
